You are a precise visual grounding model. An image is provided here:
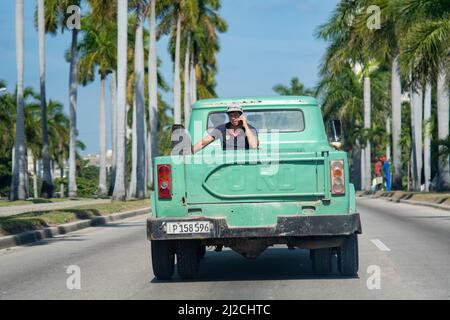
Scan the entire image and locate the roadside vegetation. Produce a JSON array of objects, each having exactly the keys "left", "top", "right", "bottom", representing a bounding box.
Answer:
[
  {"left": 275, "top": 0, "right": 450, "bottom": 193},
  {"left": 0, "top": 199, "right": 150, "bottom": 236},
  {"left": 360, "top": 190, "right": 450, "bottom": 206}
]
